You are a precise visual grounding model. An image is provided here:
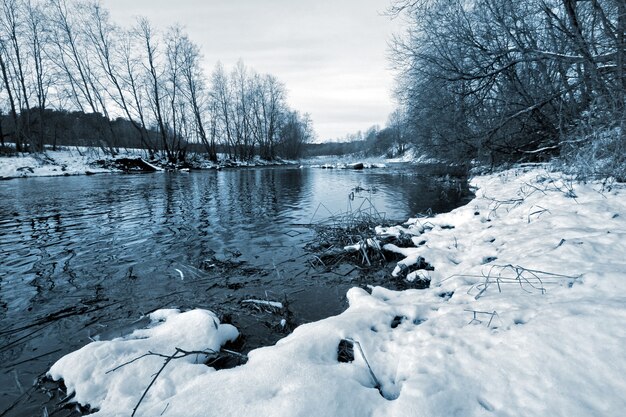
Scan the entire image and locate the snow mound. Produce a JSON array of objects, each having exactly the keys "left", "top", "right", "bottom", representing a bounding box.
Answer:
[{"left": 48, "top": 309, "right": 238, "bottom": 414}]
